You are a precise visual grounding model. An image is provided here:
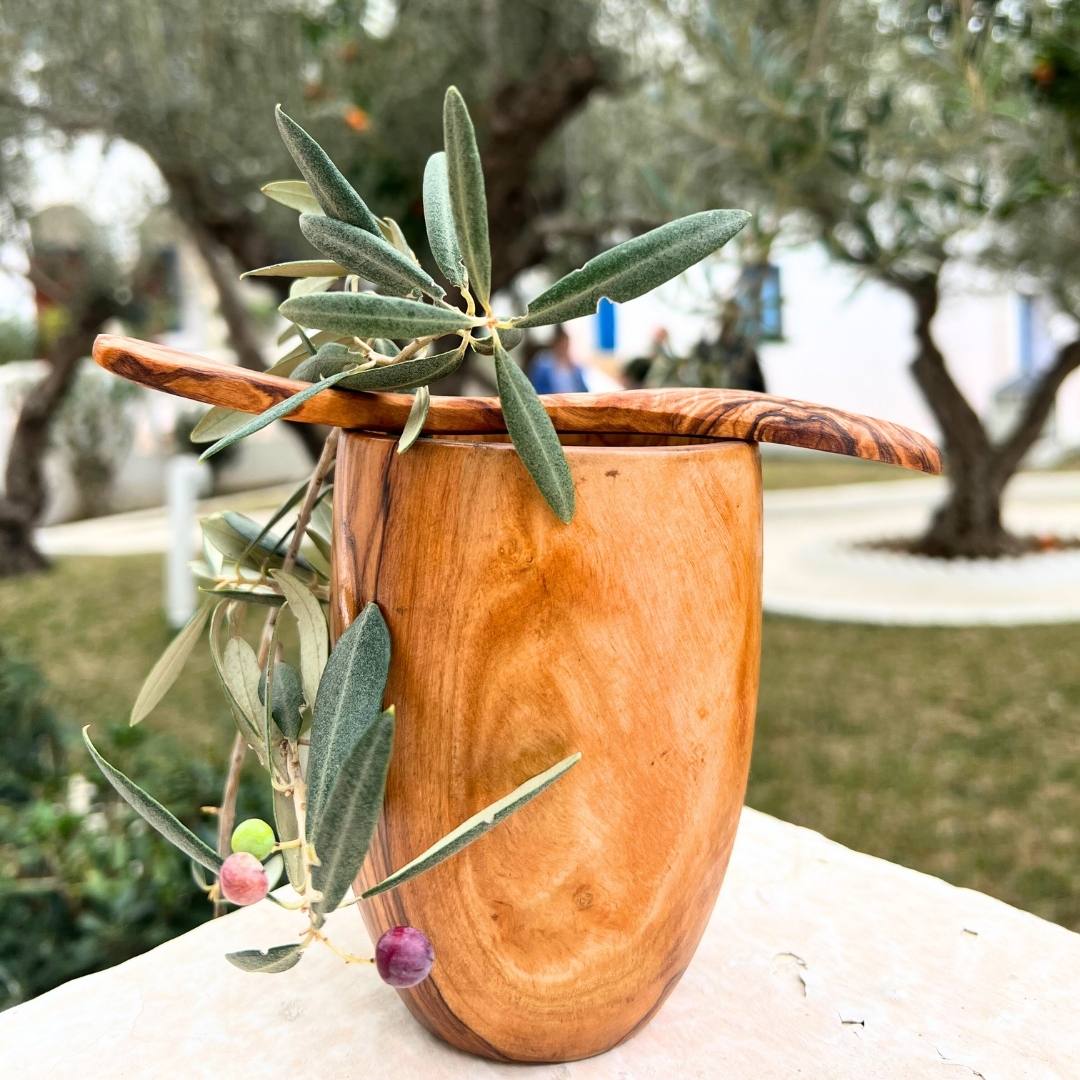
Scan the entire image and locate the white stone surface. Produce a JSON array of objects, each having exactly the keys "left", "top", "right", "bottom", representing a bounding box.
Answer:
[
  {"left": 764, "top": 471, "right": 1080, "bottom": 625},
  {"left": 3, "top": 808, "right": 1077, "bottom": 1078}
]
